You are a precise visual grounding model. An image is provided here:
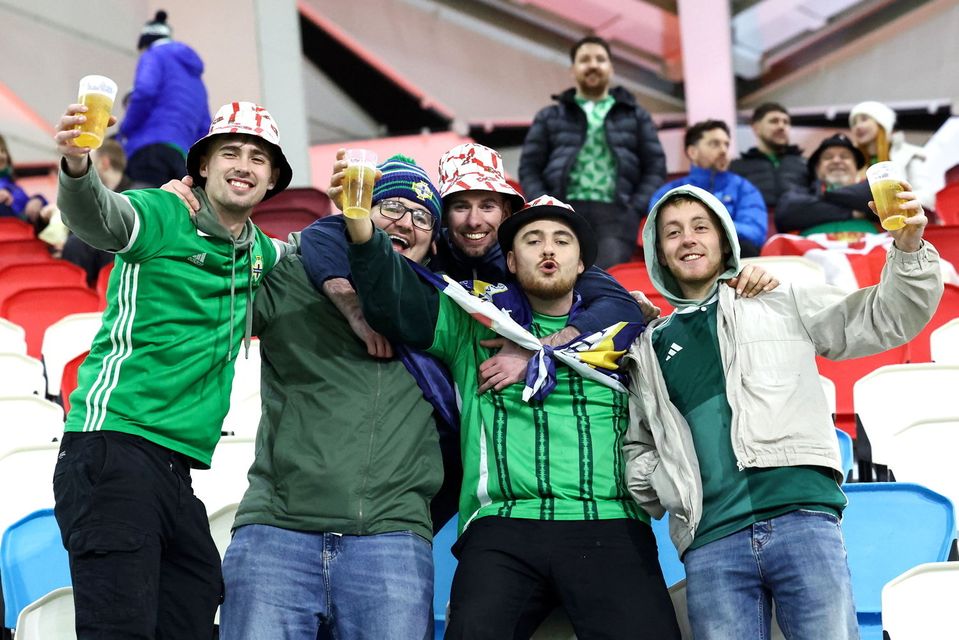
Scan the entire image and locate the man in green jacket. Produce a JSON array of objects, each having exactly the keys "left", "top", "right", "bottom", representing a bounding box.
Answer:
[
  {"left": 345, "top": 195, "right": 681, "bottom": 639},
  {"left": 52, "top": 100, "right": 292, "bottom": 639},
  {"left": 219, "top": 155, "right": 445, "bottom": 640}
]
